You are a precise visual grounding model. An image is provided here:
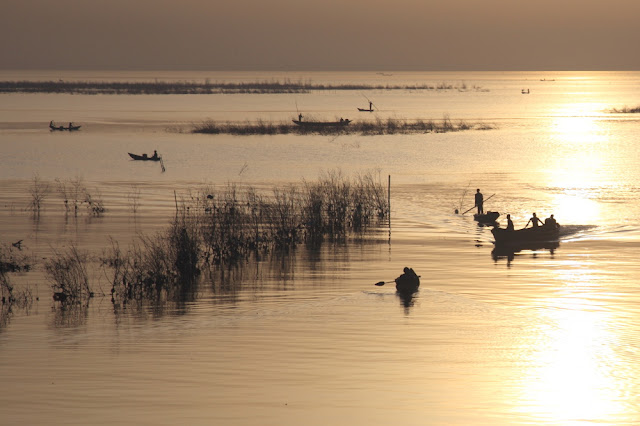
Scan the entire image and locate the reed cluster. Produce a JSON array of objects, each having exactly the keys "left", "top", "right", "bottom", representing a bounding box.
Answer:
[
  {"left": 44, "top": 245, "right": 92, "bottom": 302},
  {"left": 102, "top": 213, "right": 200, "bottom": 303},
  {"left": 611, "top": 106, "right": 640, "bottom": 113},
  {"left": 101, "top": 172, "right": 388, "bottom": 302},
  {"left": 193, "top": 117, "right": 493, "bottom": 136},
  {"left": 0, "top": 79, "right": 484, "bottom": 95}
]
